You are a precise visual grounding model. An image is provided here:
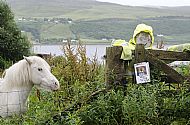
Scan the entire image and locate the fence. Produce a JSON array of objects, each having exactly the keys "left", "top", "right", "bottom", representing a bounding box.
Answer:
[
  {"left": 0, "top": 90, "right": 30, "bottom": 117},
  {"left": 105, "top": 44, "right": 190, "bottom": 88}
]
